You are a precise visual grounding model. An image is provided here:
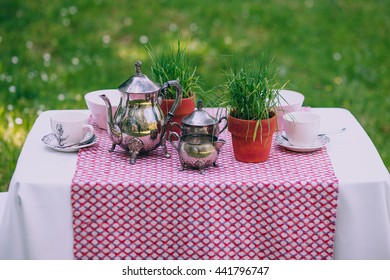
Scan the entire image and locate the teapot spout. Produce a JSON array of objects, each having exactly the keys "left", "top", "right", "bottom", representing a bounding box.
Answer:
[
  {"left": 99, "top": 94, "right": 113, "bottom": 124},
  {"left": 213, "top": 139, "right": 226, "bottom": 152},
  {"left": 99, "top": 94, "right": 122, "bottom": 148}
]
